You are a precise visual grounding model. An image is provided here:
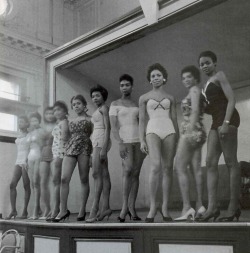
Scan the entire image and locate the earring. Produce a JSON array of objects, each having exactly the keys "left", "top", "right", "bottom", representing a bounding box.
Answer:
[{"left": 163, "top": 79, "right": 166, "bottom": 82}]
